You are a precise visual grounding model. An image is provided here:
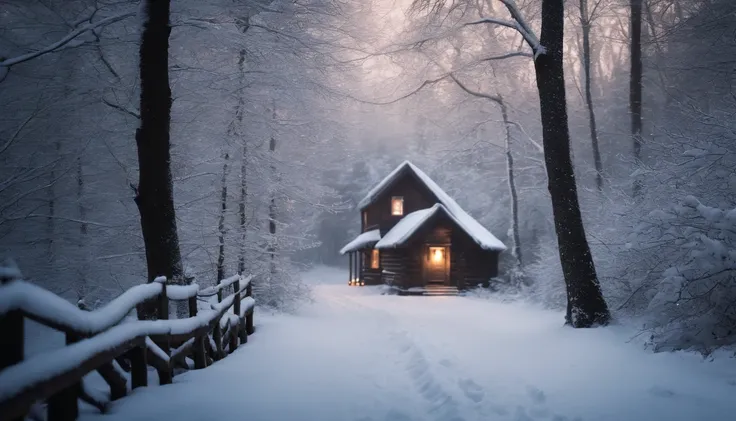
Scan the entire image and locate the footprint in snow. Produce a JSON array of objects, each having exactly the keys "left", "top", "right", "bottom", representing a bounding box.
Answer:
[
  {"left": 458, "top": 378, "right": 485, "bottom": 403},
  {"left": 551, "top": 416, "right": 583, "bottom": 421},
  {"left": 526, "top": 385, "right": 546, "bottom": 404},
  {"left": 515, "top": 406, "right": 535, "bottom": 421},
  {"left": 491, "top": 405, "right": 509, "bottom": 416},
  {"left": 648, "top": 385, "right": 675, "bottom": 398},
  {"left": 384, "top": 409, "right": 413, "bottom": 421},
  {"left": 438, "top": 358, "right": 453, "bottom": 368}
]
